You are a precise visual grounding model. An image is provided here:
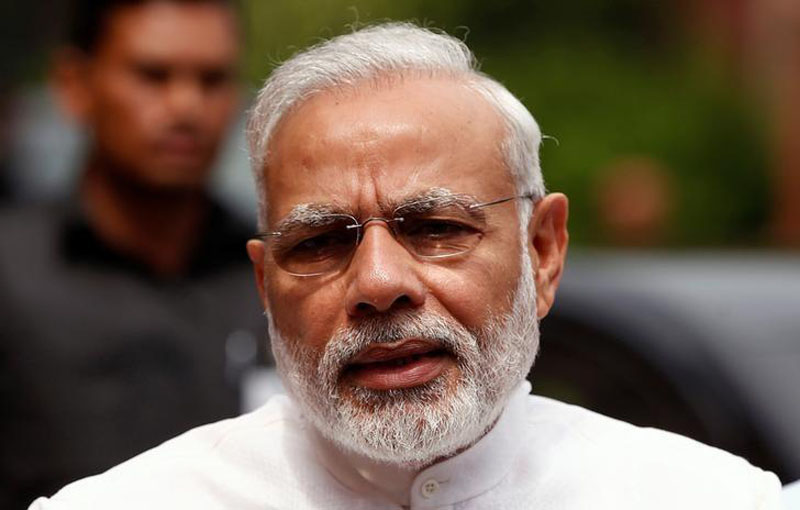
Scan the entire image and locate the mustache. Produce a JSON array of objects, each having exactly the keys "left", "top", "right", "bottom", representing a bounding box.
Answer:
[{"left": 318, "top": 311, "right": 479, "bottom": 379}]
